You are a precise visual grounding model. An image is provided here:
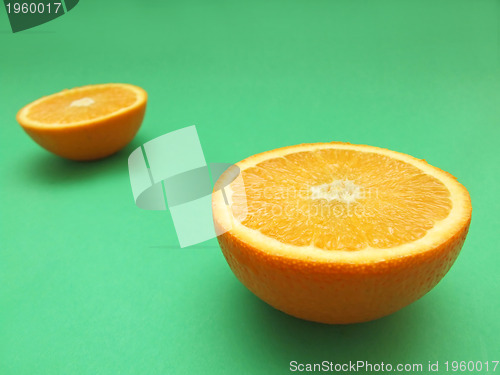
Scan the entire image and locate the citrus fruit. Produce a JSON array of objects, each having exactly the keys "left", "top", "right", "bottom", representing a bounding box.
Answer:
[
  {"left": 16, "top": 83, "right": 147, "bottom": 161},
  {"left": 212, "top": 143, "right": 472, "bottom": 324}
]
